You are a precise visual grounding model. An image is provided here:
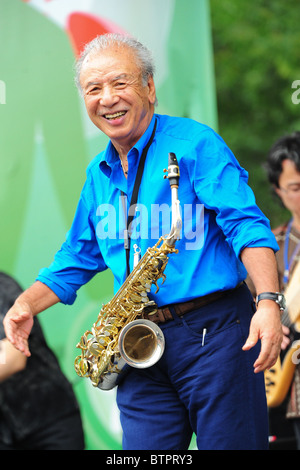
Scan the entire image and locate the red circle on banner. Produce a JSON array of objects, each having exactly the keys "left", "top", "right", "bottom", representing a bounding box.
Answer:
[{"left": 66, "top": 12, "right": 128, "bottom": 57}]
